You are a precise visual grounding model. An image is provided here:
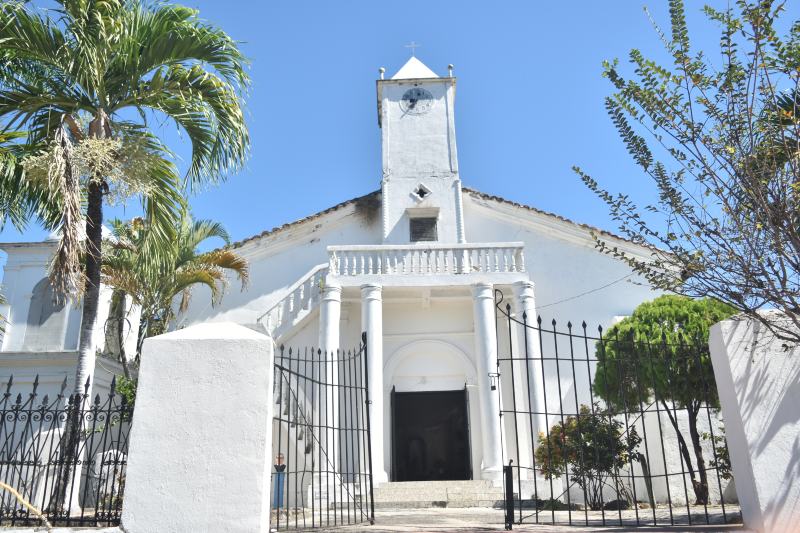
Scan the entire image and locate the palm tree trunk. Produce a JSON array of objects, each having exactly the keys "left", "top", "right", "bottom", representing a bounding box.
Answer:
[
  {"left": 74, "top": 180, "right": 103, "bottom": 394},
  {"left": 55, "top": 112, "right": 109, "bottom": 513},
  {"left": 51, "top": 180, "right": 104, "bottom": 513}
]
